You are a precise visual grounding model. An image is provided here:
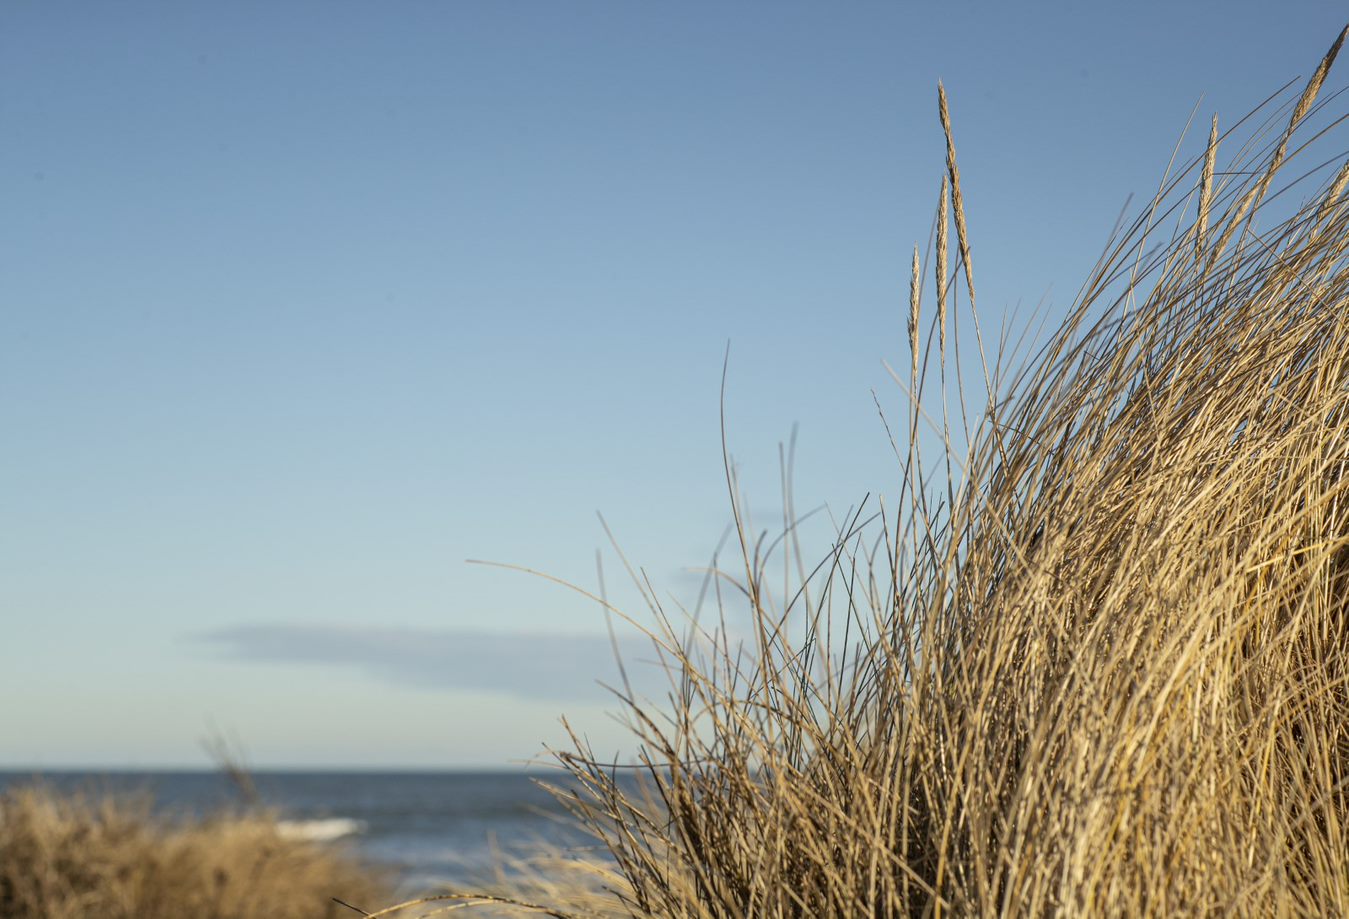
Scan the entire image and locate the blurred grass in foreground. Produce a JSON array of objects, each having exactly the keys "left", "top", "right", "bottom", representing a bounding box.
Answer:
[{"left": 0, "top": 784, "right": 387, "bottom": 919}]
